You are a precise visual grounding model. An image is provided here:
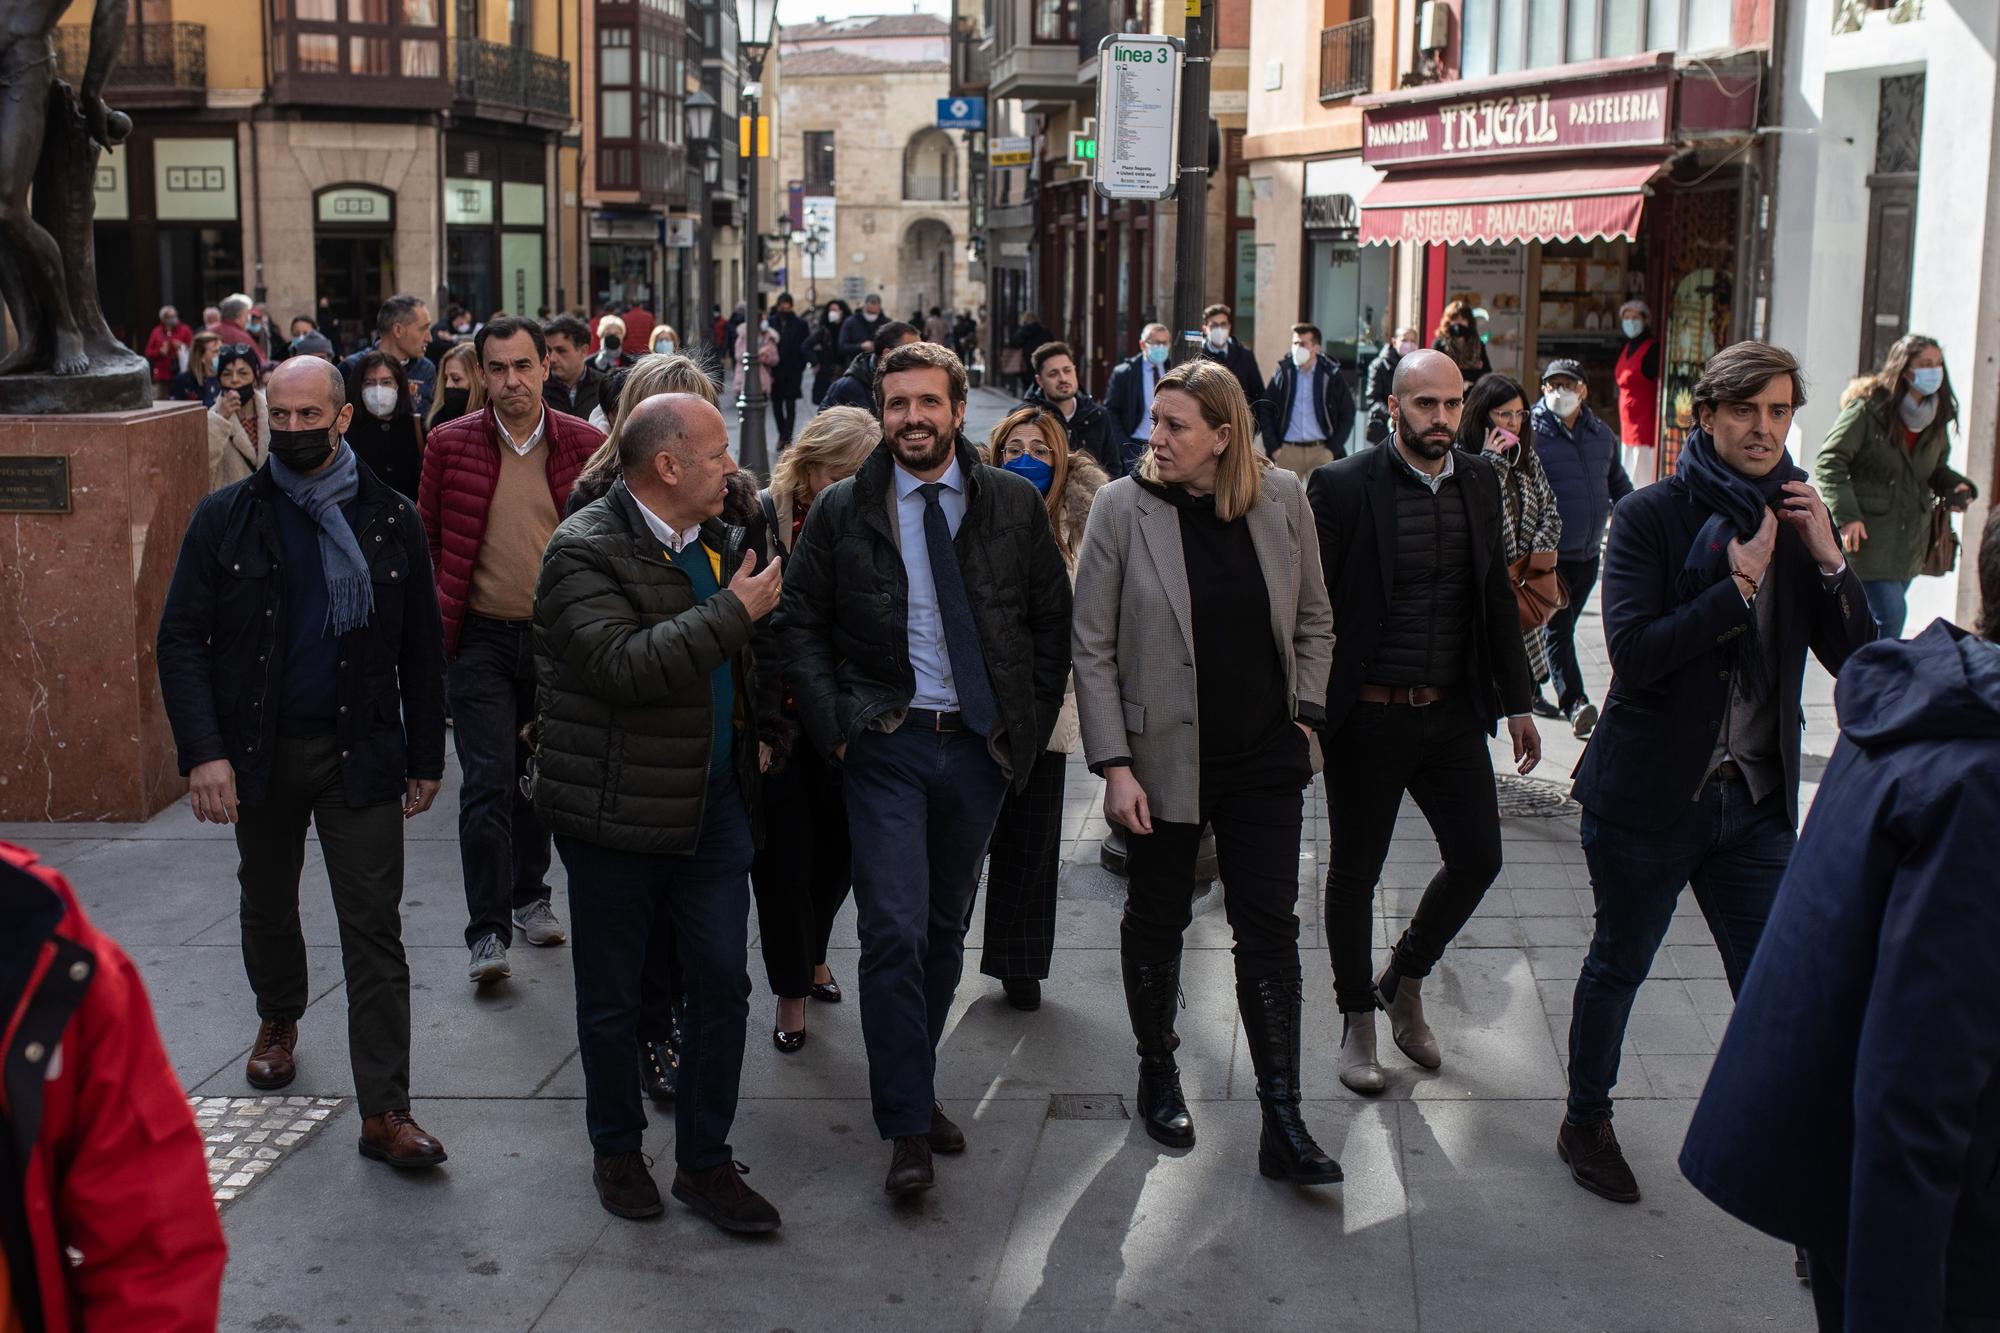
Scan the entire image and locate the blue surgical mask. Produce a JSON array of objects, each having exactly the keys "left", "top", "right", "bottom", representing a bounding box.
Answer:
[
  {"left": 1910, "top": 366, "right": 1944, "bottom": 397},
  {"left": 1002, "top": 453, "right": 1055, "bottom": 495},
  {"left": 1144, "top": 343, "right": 1169, "bottom": 366},
  {"left": 1621, "top": 318, "right": 1646, "bottom": 340}
]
